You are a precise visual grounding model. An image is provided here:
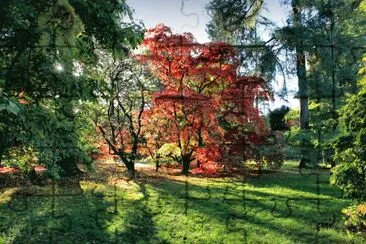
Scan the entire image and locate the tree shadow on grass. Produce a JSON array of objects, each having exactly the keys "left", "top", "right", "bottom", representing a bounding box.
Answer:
[
  {"left": 0, "top": 168, "right": 360, "bottom": 244},
  {"left": 115, "top": 181, "right": 168, "bottom": 243},
  {"left": 134, "top": 171, "right": 359, "bottom": 244},
  {"left": 0, "top": 180, "right": 112, "bottom": 243},
  {"left": 0, "top": 178, "right": 167, "bottom": 244}
]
